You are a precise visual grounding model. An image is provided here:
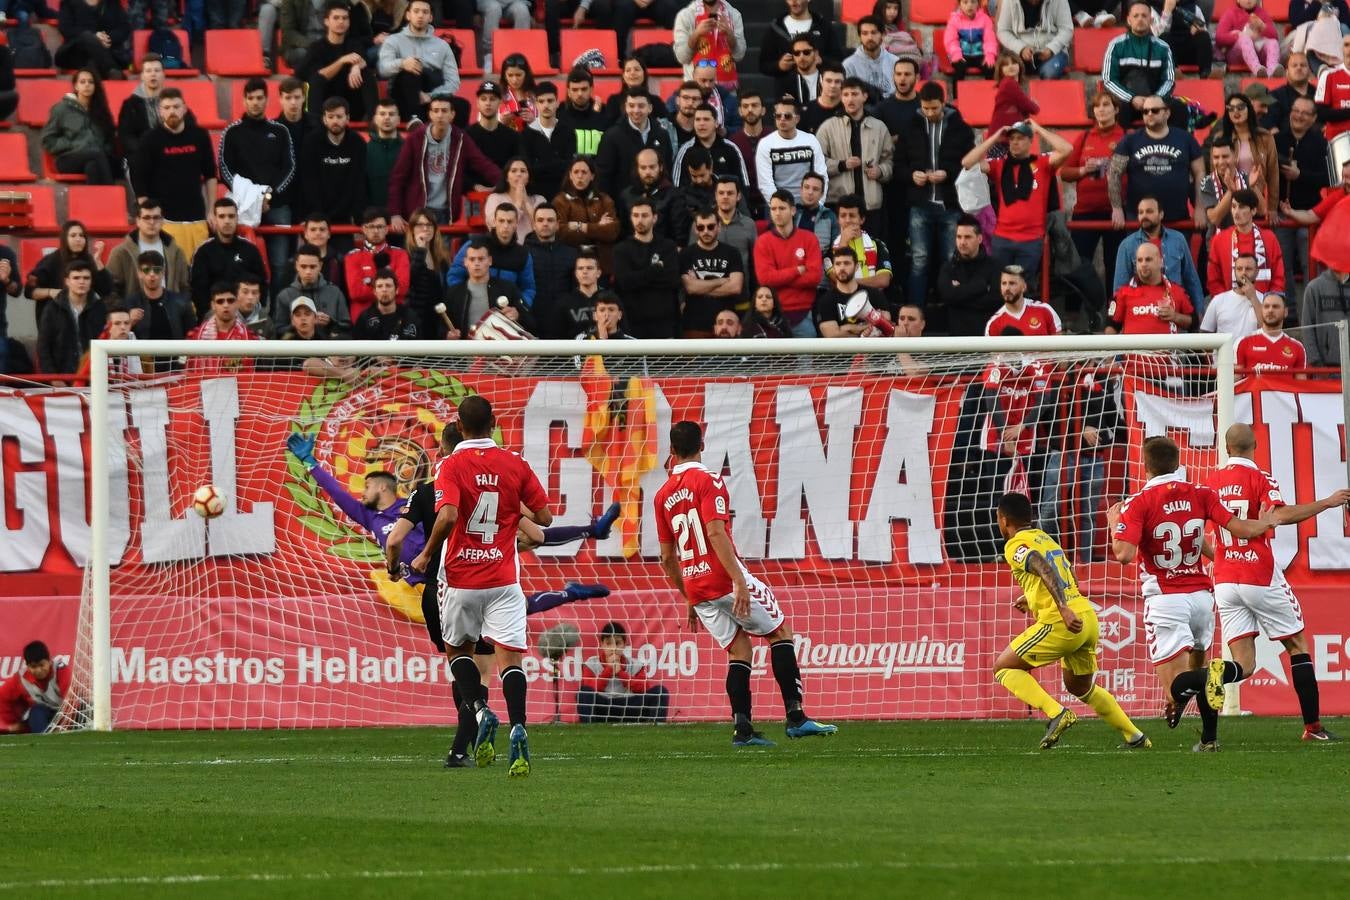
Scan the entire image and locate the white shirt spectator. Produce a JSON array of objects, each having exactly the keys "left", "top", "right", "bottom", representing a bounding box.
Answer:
[{"left": 1200, "top": 290, "right": 1262, "bottom": 339}]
